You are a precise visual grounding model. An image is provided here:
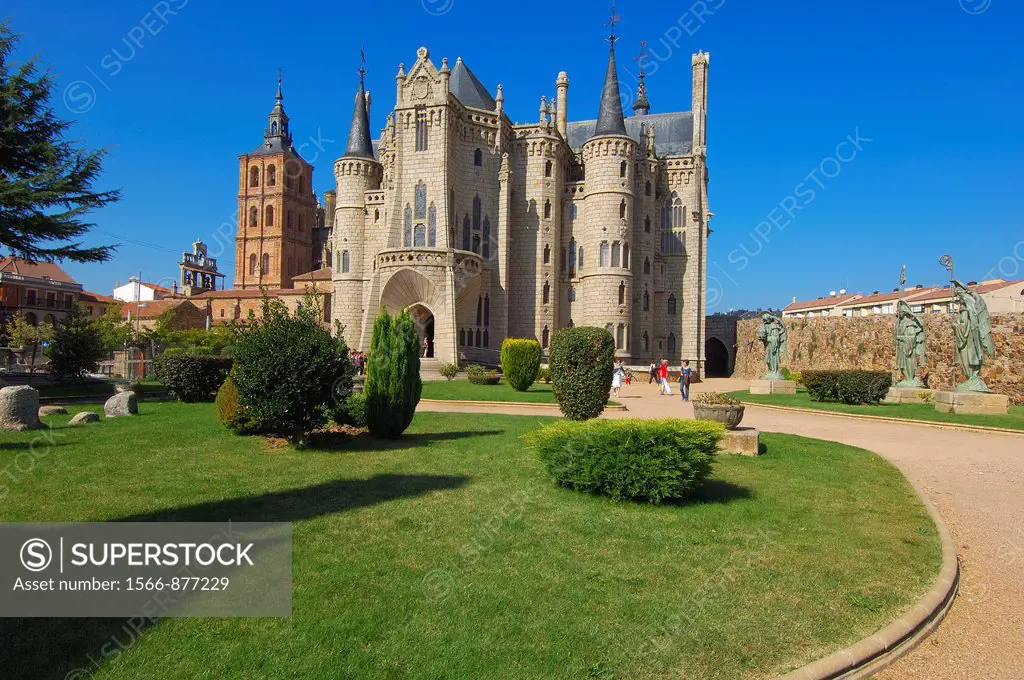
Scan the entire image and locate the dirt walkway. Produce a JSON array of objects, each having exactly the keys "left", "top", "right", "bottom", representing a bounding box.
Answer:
[{"left": 419, "top": 378, "right": 1024, "bottom": 679}]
